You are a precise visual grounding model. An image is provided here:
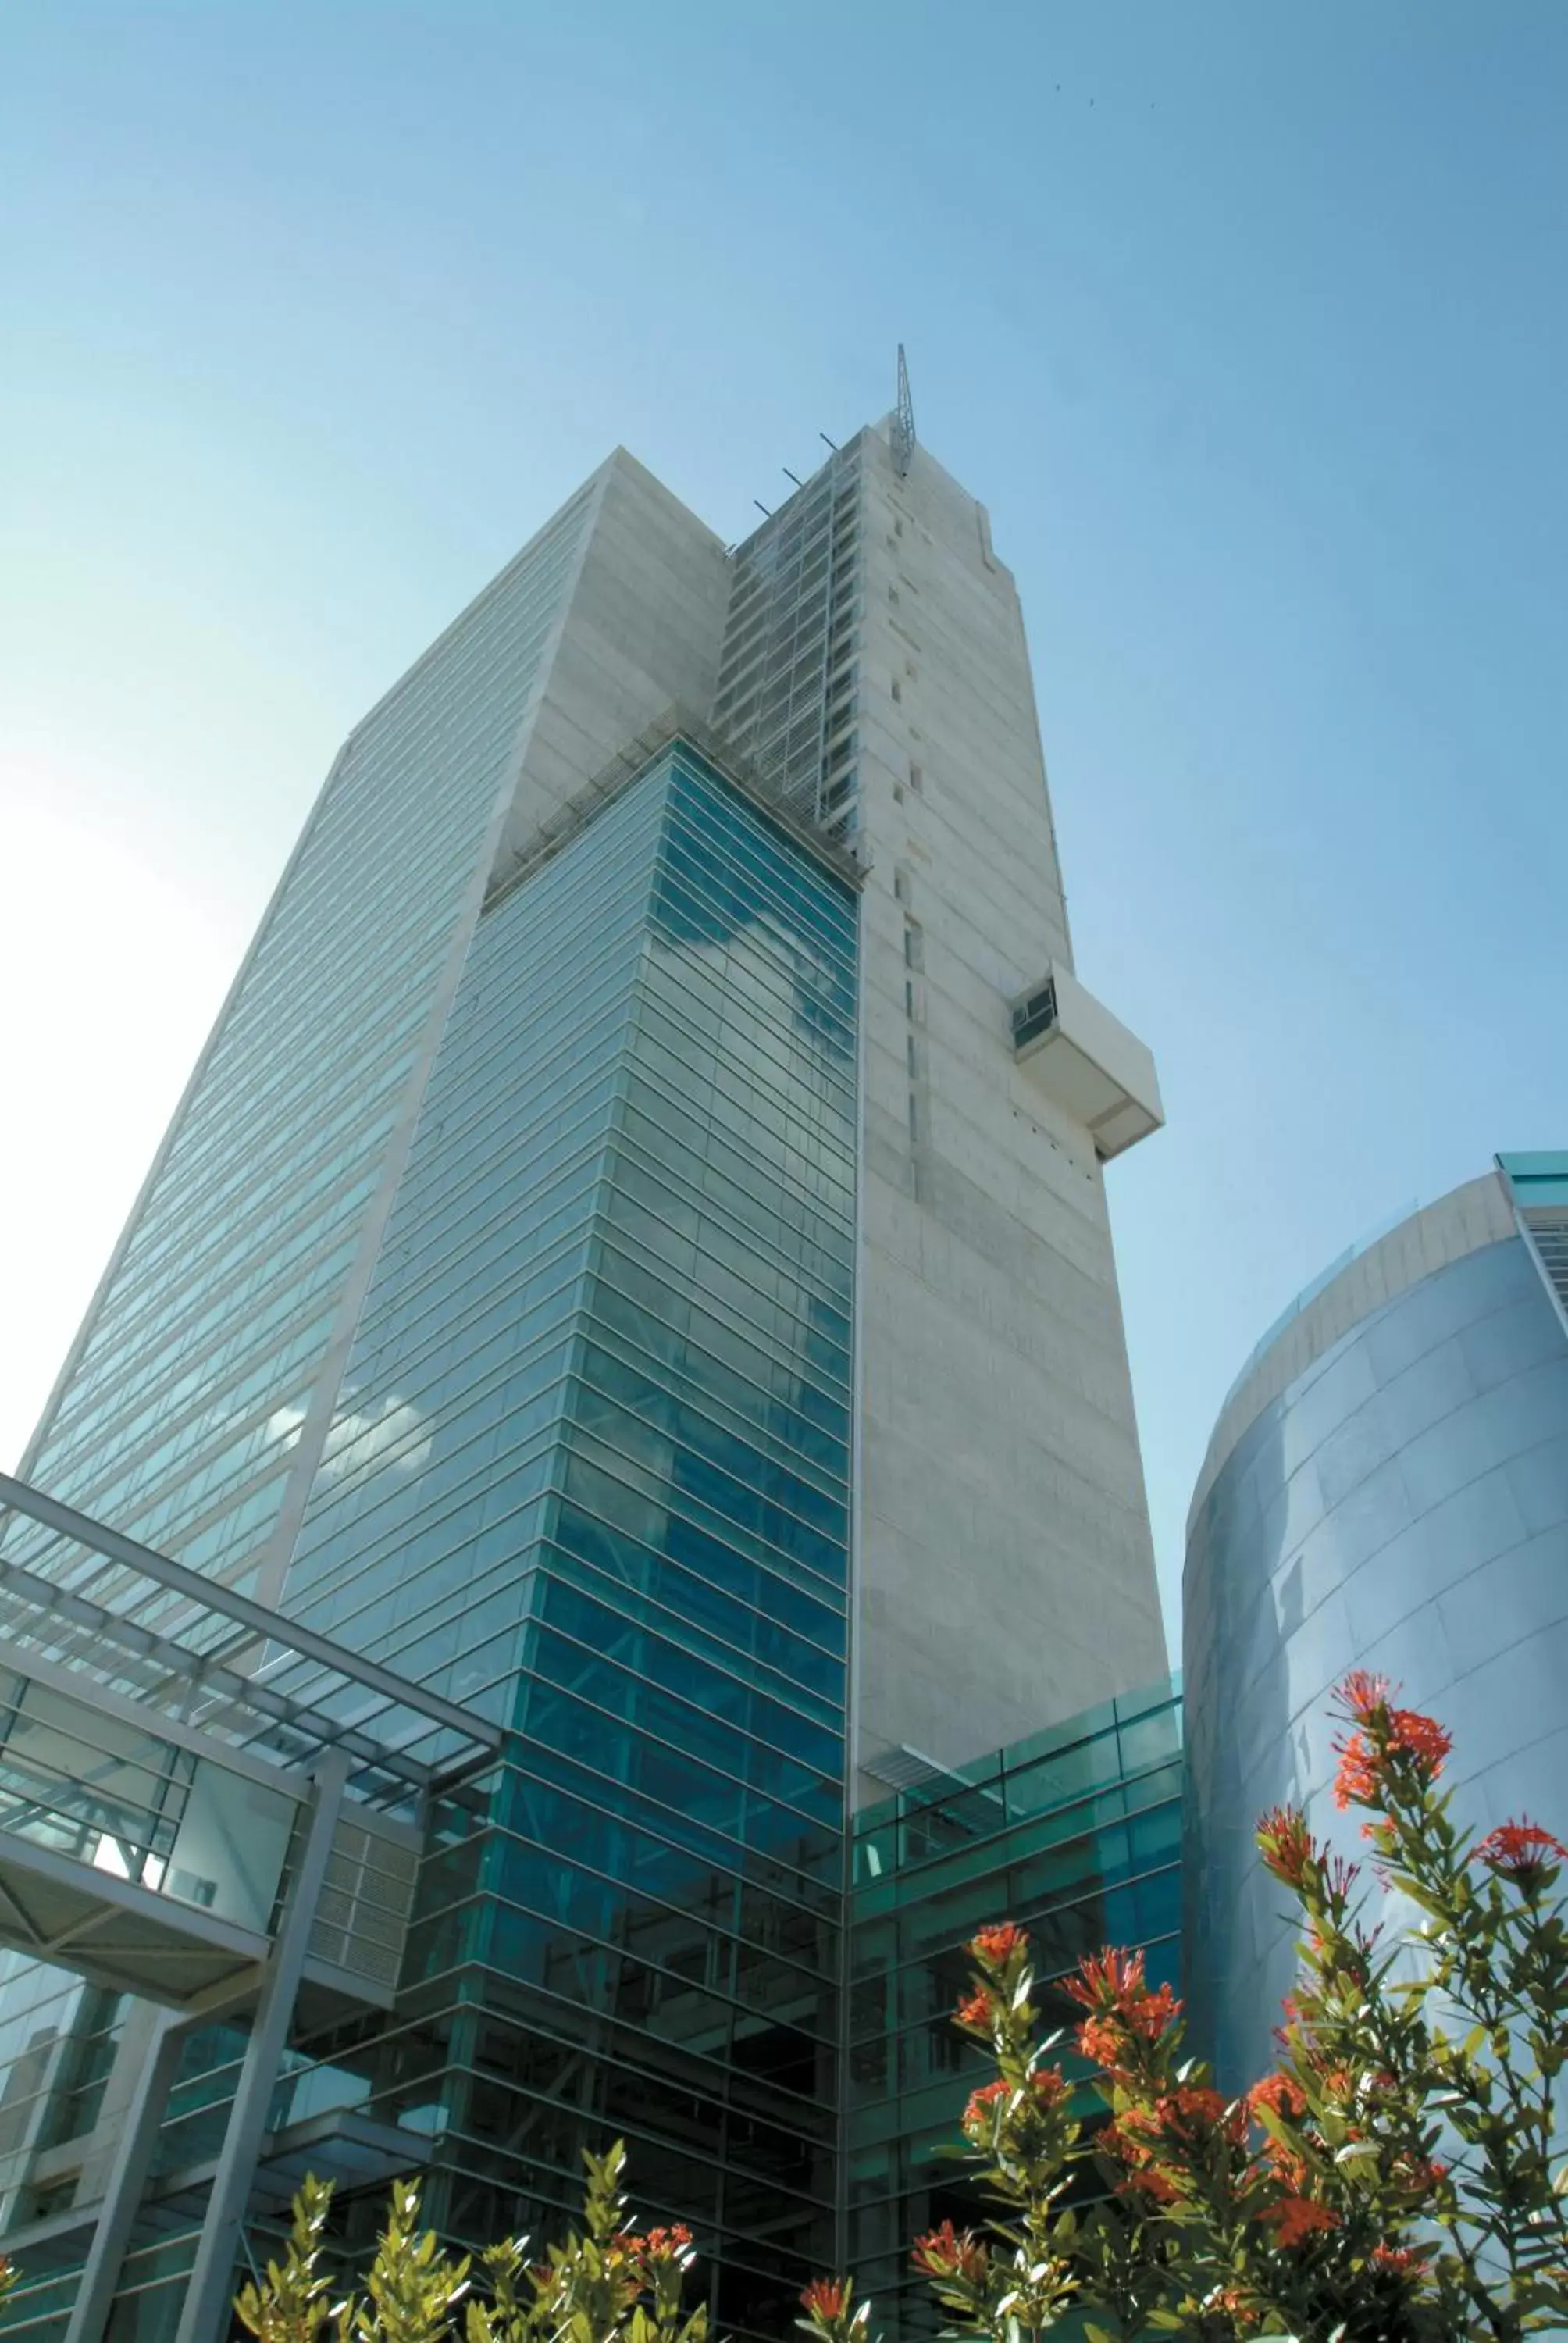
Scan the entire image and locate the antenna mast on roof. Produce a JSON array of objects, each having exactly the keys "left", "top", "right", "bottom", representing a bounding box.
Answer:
[{"left": 892, "top": 344, "right": 916, "bottom": 478}]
